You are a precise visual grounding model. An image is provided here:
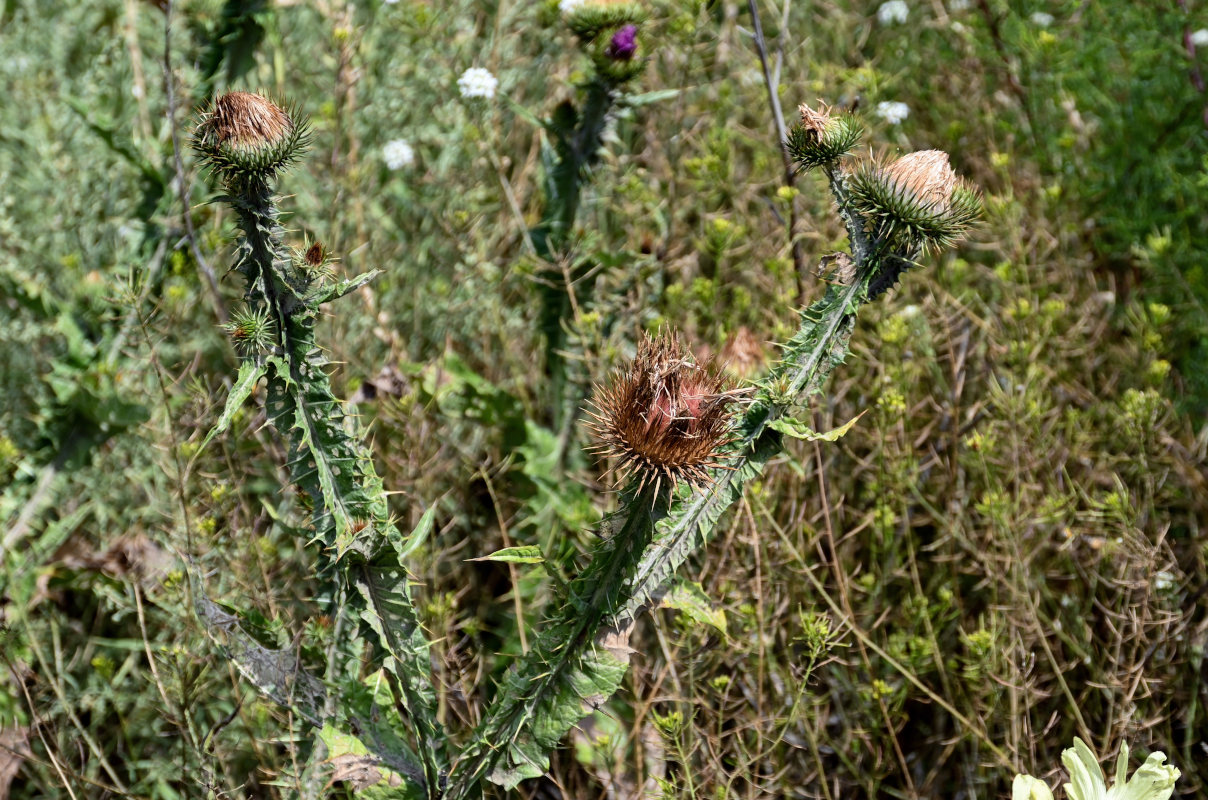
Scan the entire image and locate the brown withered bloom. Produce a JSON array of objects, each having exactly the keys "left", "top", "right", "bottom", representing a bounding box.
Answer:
[
  {"left": 721, "top": 326, "right": 767, "bottom": 380},
  {"left": 798, "top": 100, "right": 833, "bottom": 140},
  {"left": 304, "top": 240, "right": 327, "bottom": 267},
  {"left": 585, "top": 331, "right": 748, "bottom": 495},
  {"left": 199, "top": 91, "right": 293, "bottom": 151},
  {"left": 882, "top": 149, "right": 957, "bottom": 210}
]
